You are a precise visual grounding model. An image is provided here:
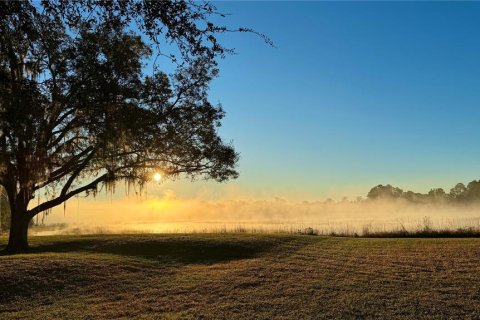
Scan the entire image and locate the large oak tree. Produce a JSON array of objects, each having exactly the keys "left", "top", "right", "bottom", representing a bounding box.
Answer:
[{"left": 0, "top": 0, "right": 257, "bottom": 253}]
